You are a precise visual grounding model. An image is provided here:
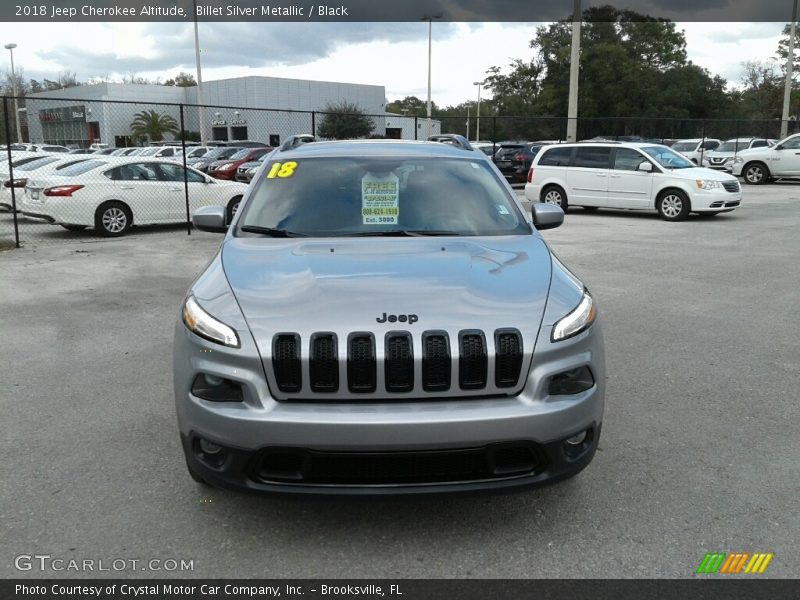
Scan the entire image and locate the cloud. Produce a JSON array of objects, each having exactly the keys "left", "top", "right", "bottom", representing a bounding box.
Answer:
[{"left": 35, "top": 21, "right": 461, "bottom": 79}]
